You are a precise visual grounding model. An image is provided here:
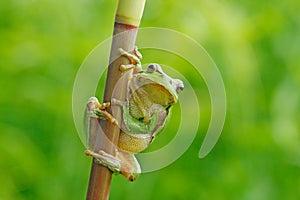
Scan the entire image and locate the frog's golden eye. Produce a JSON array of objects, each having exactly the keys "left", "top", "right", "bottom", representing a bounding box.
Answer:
[{"left": 147, "top": 64, "right": 156, "bottom": 73}]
